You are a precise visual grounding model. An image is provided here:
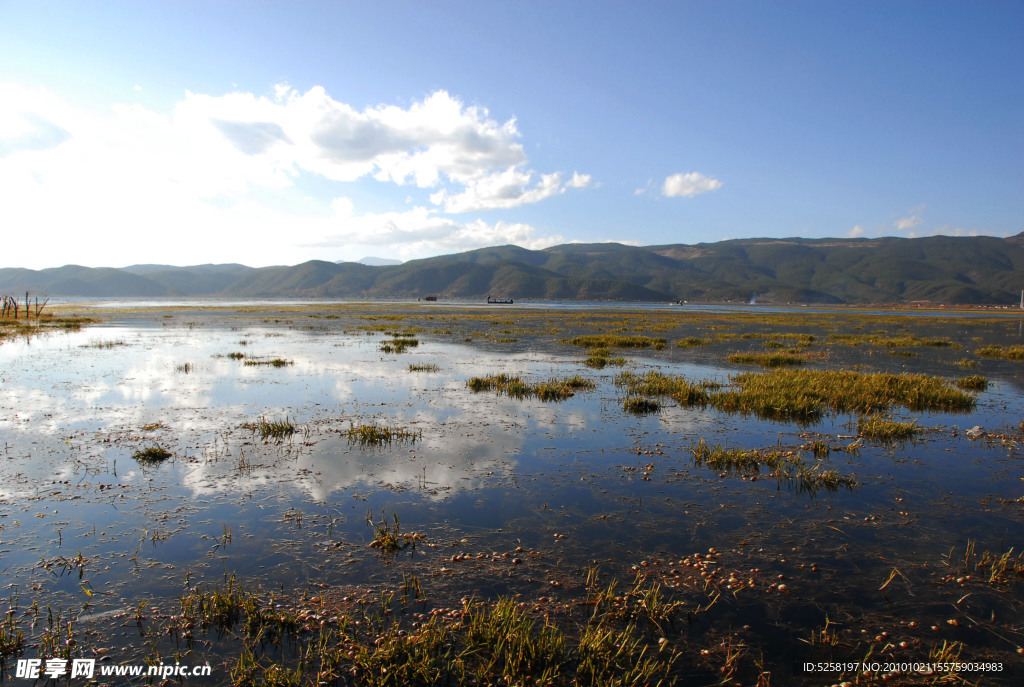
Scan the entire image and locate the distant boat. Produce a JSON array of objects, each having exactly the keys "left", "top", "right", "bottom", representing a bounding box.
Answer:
[{"left": 486, "top": 294, "right": 514, "bottom": 304}]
